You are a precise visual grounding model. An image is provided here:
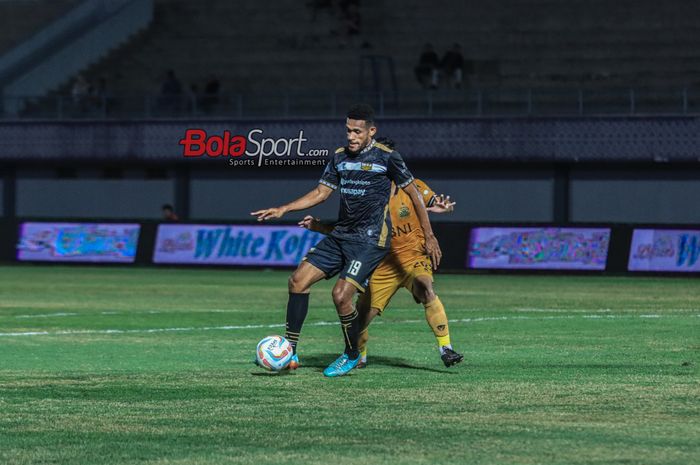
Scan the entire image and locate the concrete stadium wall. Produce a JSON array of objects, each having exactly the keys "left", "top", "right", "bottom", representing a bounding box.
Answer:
[
  {"left": 570, "top": 169, "right": 700, "bottom": 224},
  {"left": 189, "top": 166, "right": 555, "bottom": 222},
  {"left": 190, "top": 178, "right": 339, "bottom": 221},
  {"left": 190, "top": 177, "right": 554, "bottom": 223},
  {"left": 16, "top": 177, "right": 173, "bottom": 219},
  {"left": 9, "top": 166, "right": 700, "bottom": 224},
  {"left": 411, "top": 169, "right": 555, "bottom": 223}
]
